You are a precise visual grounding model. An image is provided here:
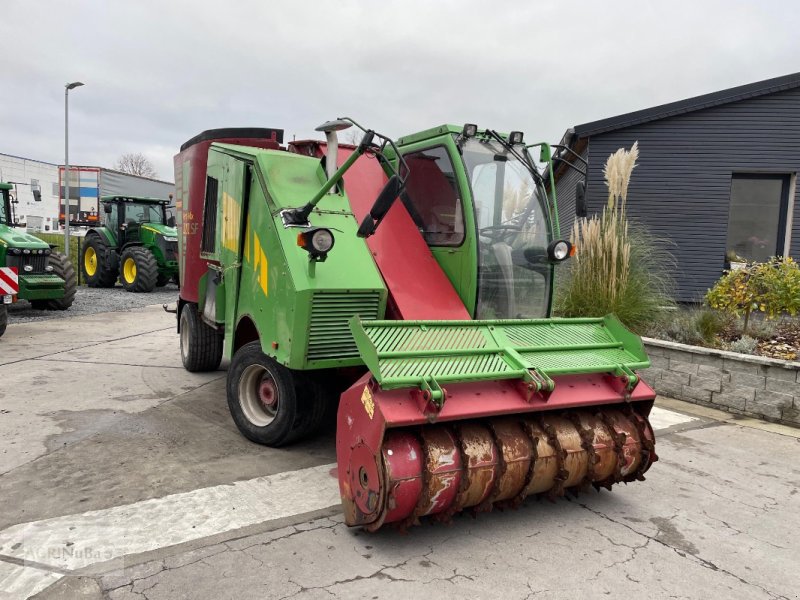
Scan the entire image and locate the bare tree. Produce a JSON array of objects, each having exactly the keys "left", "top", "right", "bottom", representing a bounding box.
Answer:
[{"left": 114, "top": 153, "right": 158, "bottom": 178}]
